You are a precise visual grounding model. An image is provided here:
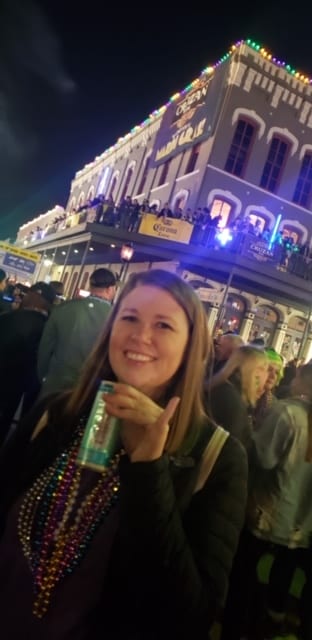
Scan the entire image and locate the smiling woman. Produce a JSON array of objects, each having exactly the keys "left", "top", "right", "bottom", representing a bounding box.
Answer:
[{"left": 0, "top": 268, "right": 248, "bottom": 640}]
